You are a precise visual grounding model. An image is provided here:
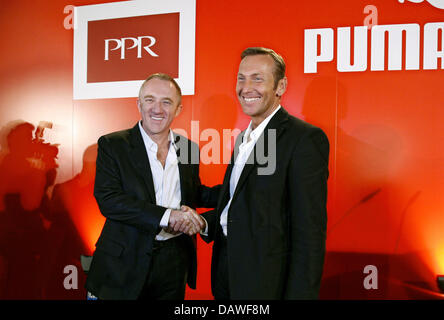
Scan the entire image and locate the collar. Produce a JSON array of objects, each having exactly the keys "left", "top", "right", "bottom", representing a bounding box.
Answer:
[
  {"left": 243, "top": 105, "right": 281, "bottom": 144},
  {"left": 138, "top": 121, "right": 177, "bottom": 153}
]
